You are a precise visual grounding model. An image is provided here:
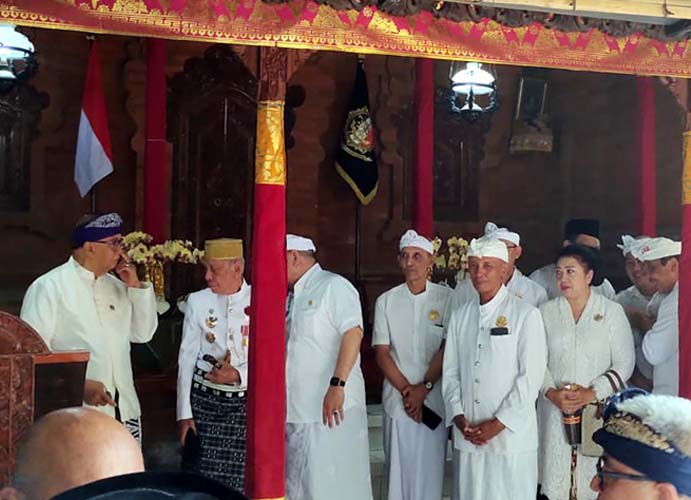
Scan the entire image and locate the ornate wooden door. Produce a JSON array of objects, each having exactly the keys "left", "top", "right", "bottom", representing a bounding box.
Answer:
[{"left": 168, "top": 46, "right": 258, "bottom": 293}]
